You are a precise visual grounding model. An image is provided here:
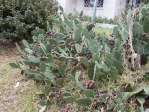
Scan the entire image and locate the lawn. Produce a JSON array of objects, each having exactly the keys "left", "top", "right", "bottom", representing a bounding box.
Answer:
[
  {"left": 0, "top": 43, "right": 39, "bottom": 112},
  {"left": 93, "top": 27, "right": 113, "bottom": 36}
]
